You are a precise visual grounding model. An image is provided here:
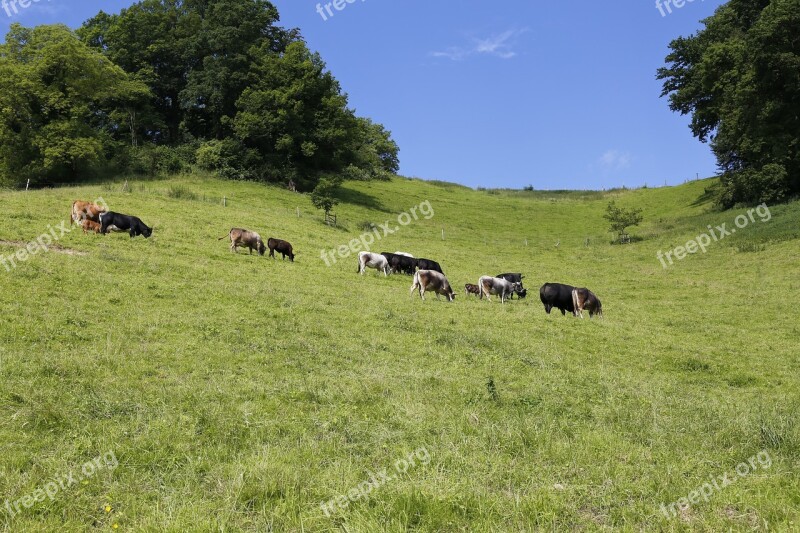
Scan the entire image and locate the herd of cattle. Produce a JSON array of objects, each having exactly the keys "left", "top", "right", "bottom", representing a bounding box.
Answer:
[
  {"left": 358, "top": 251, "right": 603, "bottom": 318},
  {"left": 69, "top": 200, "right": 603, "bottom": 318}
]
